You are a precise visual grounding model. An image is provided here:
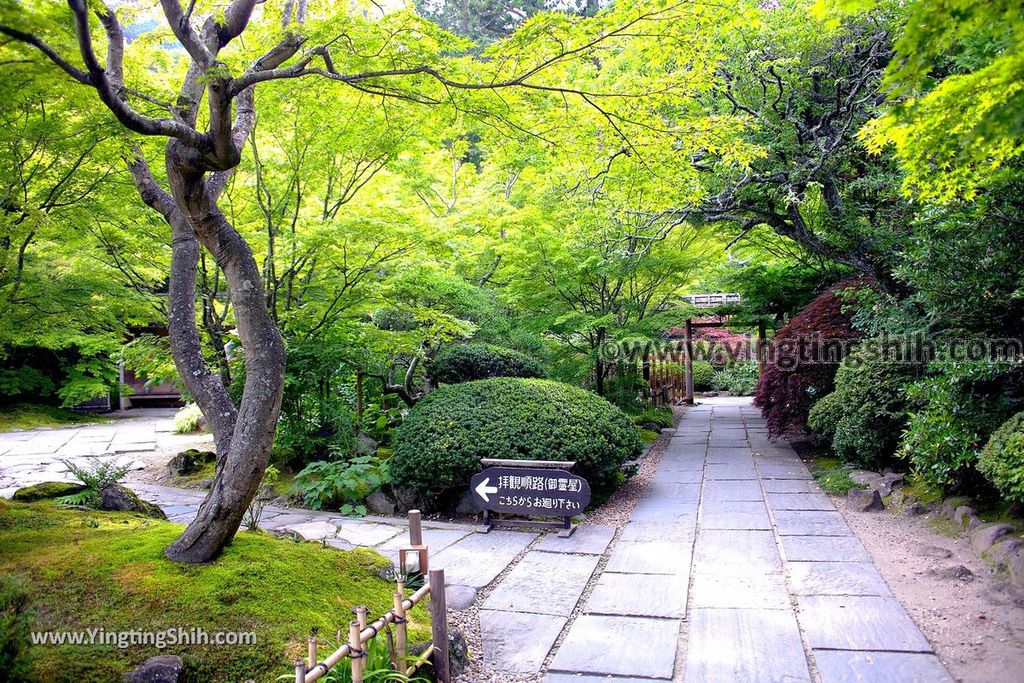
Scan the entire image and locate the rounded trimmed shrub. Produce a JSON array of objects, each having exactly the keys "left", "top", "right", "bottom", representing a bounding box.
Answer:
[
  {"left": 428, "top": 343, "right": 545, "bottom": 384},
  {"left": 391, "top": 378, "right": 641, "bottom": 508},
  {"left": 979, "top": 410, "right": 1024, "bottom": 504},
  {"left": 710, "top": 362, "right": 759, "bottom": 396},
  {"left": 692, "top": 361, "right": 714, "bottom": 391}
]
